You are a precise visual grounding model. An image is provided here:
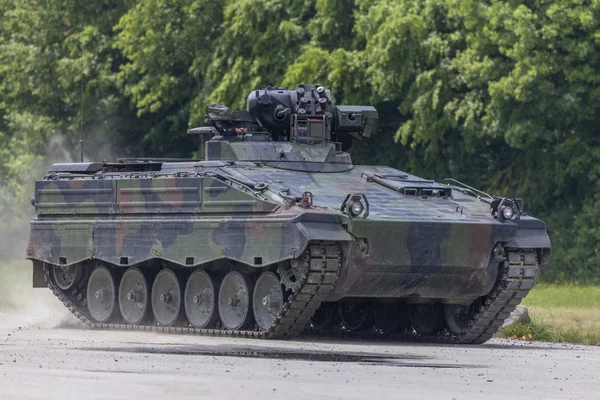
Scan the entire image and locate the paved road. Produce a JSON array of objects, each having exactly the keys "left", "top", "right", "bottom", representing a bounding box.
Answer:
[{"left": 0, "top": 295, "right": 598, "bottom": 400}]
